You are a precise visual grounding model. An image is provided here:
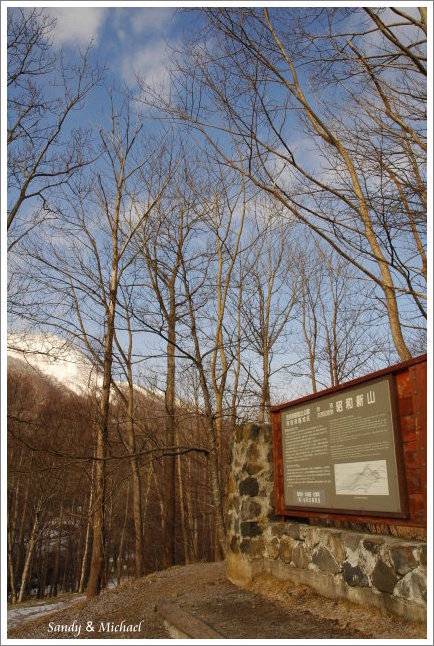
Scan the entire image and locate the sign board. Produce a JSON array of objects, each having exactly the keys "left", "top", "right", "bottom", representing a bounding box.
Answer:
[{"left": 279, "top": 375, "right": 407, "bottom": 517}]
